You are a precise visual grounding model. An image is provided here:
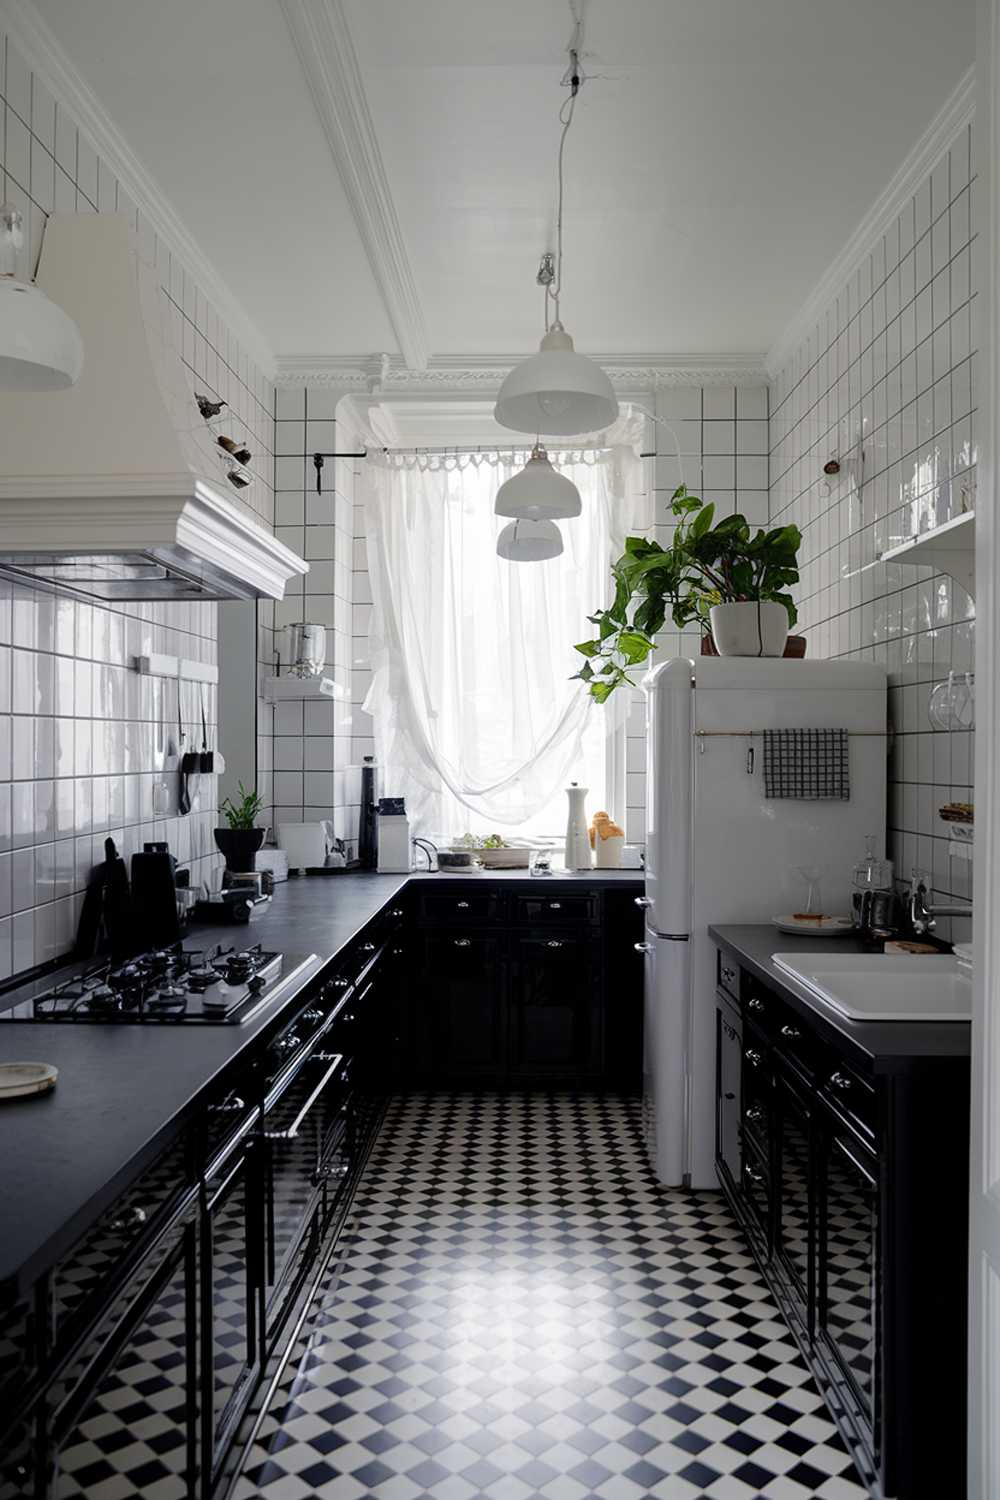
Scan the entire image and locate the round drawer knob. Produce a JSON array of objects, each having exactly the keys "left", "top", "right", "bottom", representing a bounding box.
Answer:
[
  {"left": 745, "top": 1048, "right": 763, "bottom": 1068},
  {"left": 747, "top": 998, "right": 765, "bottom": 1013}
]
